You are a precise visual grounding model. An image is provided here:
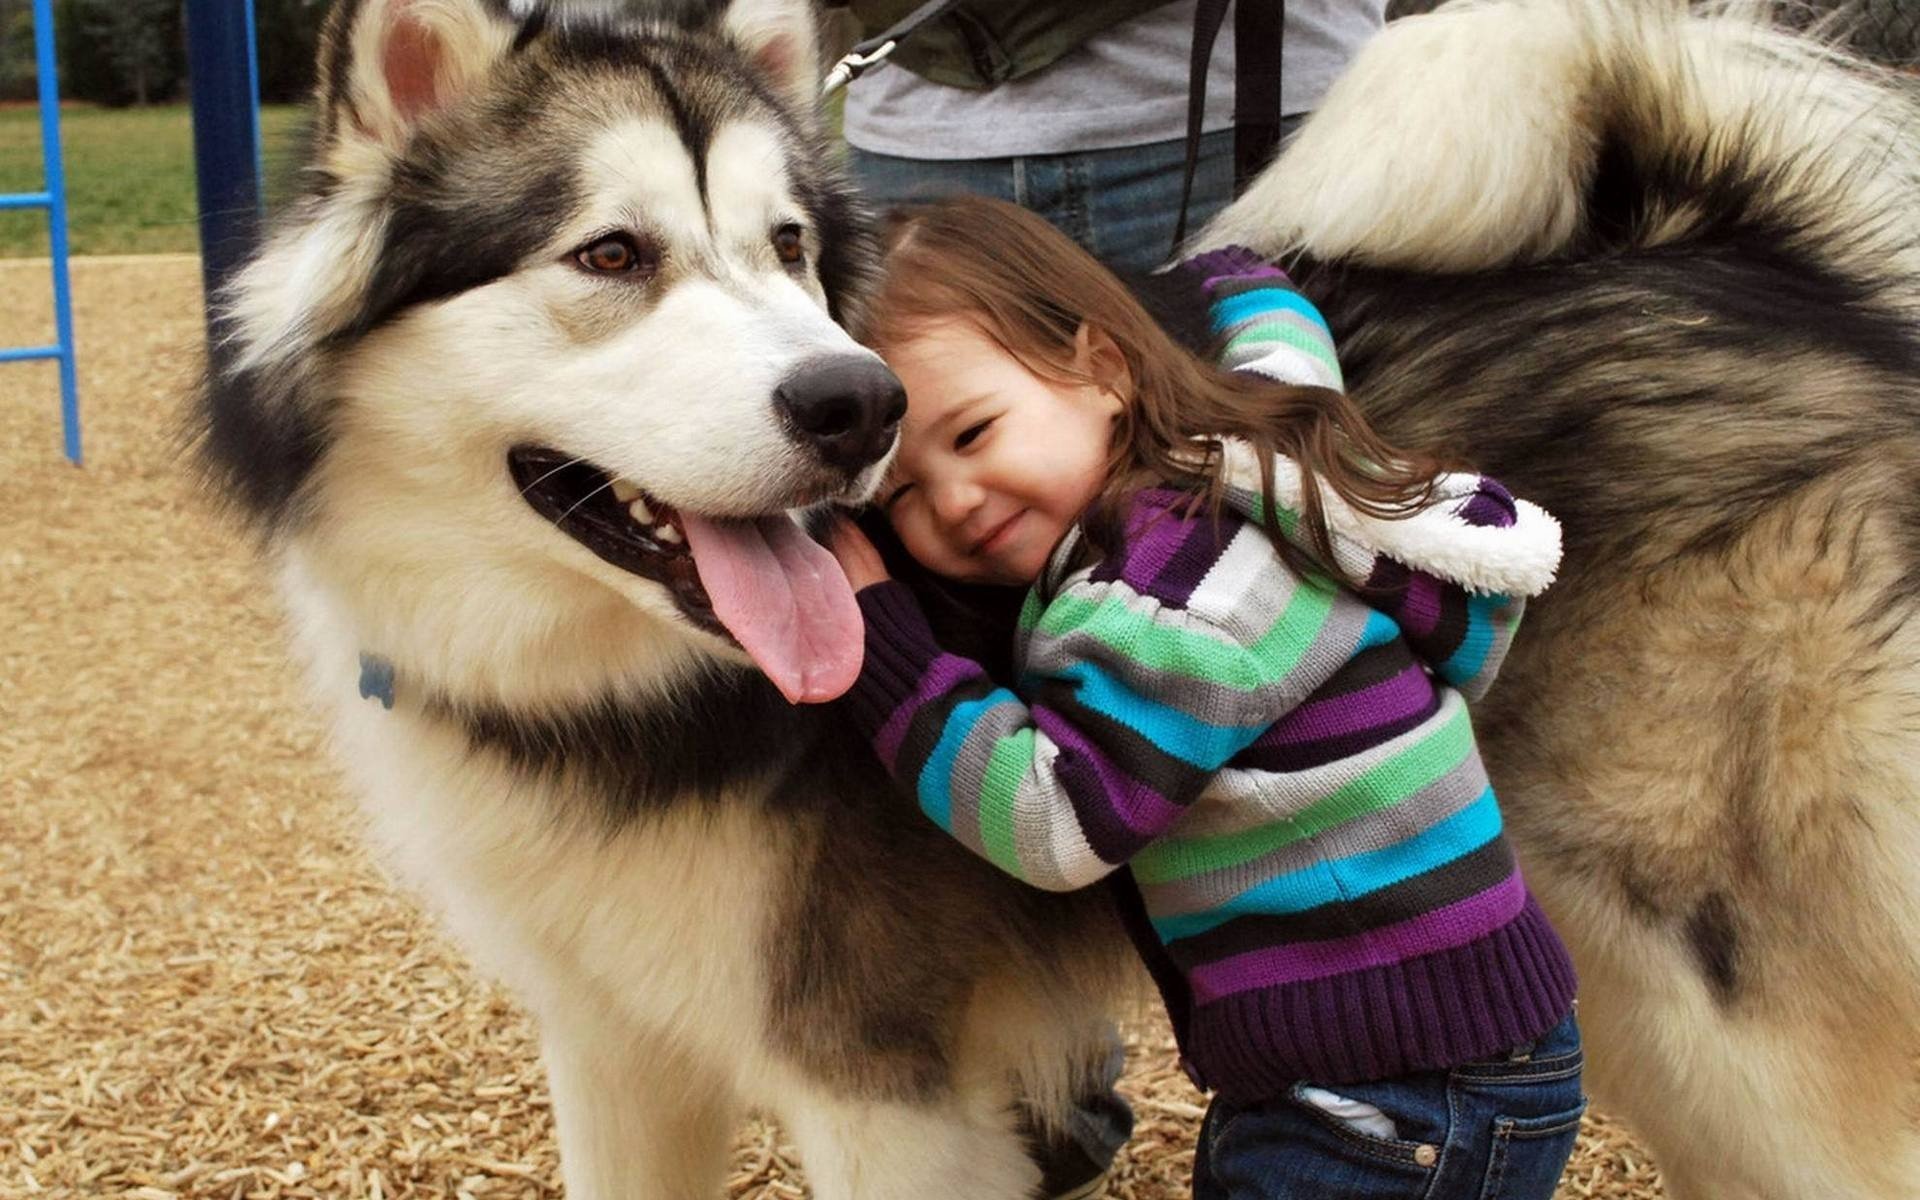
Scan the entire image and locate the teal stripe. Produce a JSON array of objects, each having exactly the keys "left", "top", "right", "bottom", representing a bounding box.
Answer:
[
  {"left": 1150, "top": 786, "right": 1503, "bottom": 941},
  {"left": 1358, "top": 608, "right": 1400, "bottom": 652},
  {"left": 1046, "top": 660, "right": 1270, "bottom": 770},
  {"left": 1440, "top": 594, "right": 1503, "bottom": 683},
  {"left": 1211, "top": 288, "right": 1332, "bottom": 337},
  {"left": 916, "top": 689, "right": 1017, "bottom": 833}
]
